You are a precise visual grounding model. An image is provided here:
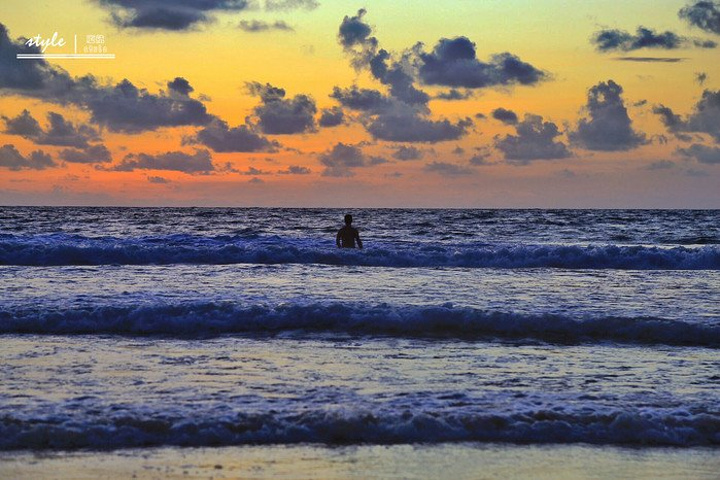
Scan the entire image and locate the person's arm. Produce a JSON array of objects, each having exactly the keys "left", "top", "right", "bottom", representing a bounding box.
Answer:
[
  {"left": 356, "top": 230, "right": 363, "bottom": 249},
  {"left": 336, "top": 229, "right": 342, "bottom": 248}
]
